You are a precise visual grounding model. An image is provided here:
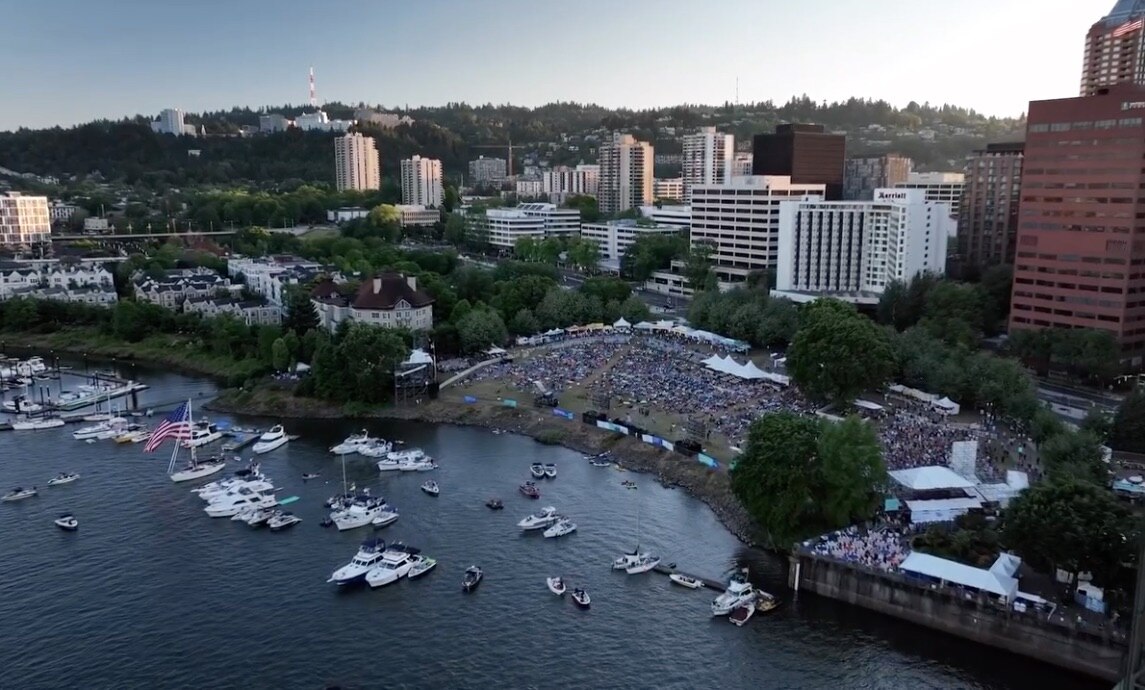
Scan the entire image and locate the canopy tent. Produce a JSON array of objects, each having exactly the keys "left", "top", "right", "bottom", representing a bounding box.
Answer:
[
  {"left": 485, "top": 346, "right": 508, "bottom": 357},
  {"left": 542, "top": 328, "right": 564, "bottom": 337},
  {"left": 905, "top": 497, "right": 983, "bottom": 524},
  {"left": 898, "top": 552, "right": 1019, "bottom": 601},
  {"left": 404, "top": 349, "right": 434, "bottom": 365},
  {"left": 740, "top": 360, "right": 767, "bottom": 380},
  {"left": 582, "top": 322, "right": 609, "bottom": 331},
  {"left": 633, "top": 321, "right": 656, "bottom": 331},
  {"left": 853, "top": 399, "right": 885, "bottom": 412},
  {"left": 759, "top": 371, "right": 791, "bottom": 386},
  {"left": 889, "top": 466, "right": 975, "bottom": 491},
  {"left": 612, "top": 317, "right": 631, "bottom": 329},
  {"left": 932, "top": 396, "right": 960, "bottom": 415}
]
